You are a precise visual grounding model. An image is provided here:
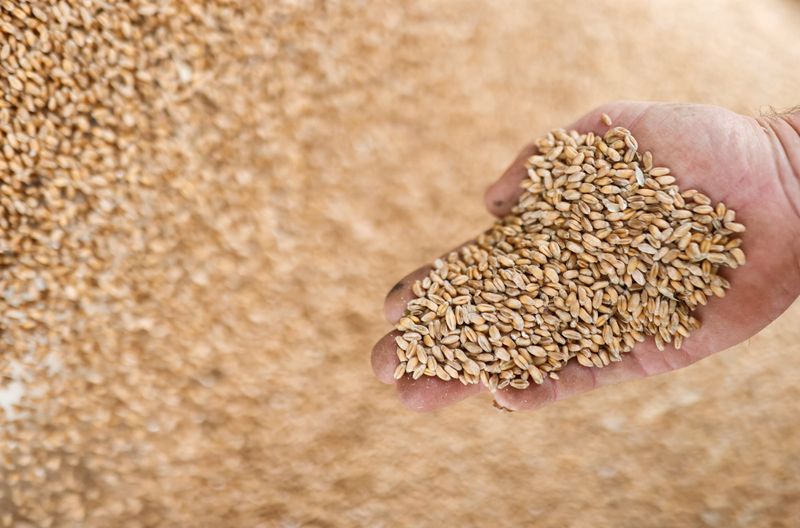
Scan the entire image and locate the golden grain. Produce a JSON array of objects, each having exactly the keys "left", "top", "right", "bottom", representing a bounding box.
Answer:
[
  {"left": 0, "top": 2, "right": 323, "bottom": 521},
  {"left": 394, "top": 115, "right": 745, "bottom": 395}
]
